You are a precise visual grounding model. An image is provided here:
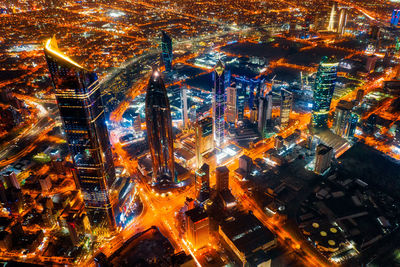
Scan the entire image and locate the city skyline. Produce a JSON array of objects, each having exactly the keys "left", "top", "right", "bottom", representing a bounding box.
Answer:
[{"left": 0, "top": 0, "right": 400, "bottom": 266}]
